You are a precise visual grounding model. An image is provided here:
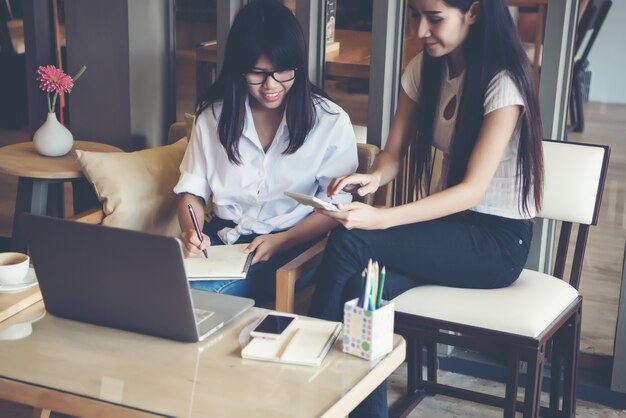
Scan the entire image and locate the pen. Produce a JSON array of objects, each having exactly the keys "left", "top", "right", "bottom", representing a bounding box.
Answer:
[
  {"left": 371, "top": 261, "right": 379, "bottom": 311},
  {"left": 376, "top": 266, "right": 386, "bottom": 308},
  {"left": 357, "top": 268, "right": 366, "bottom": 308},
  {"left": 360, "top": 258, "right": 372, "bottom": 309},
  {"left": 187, "top": 204, "right": 208, "bottom": 258}
]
